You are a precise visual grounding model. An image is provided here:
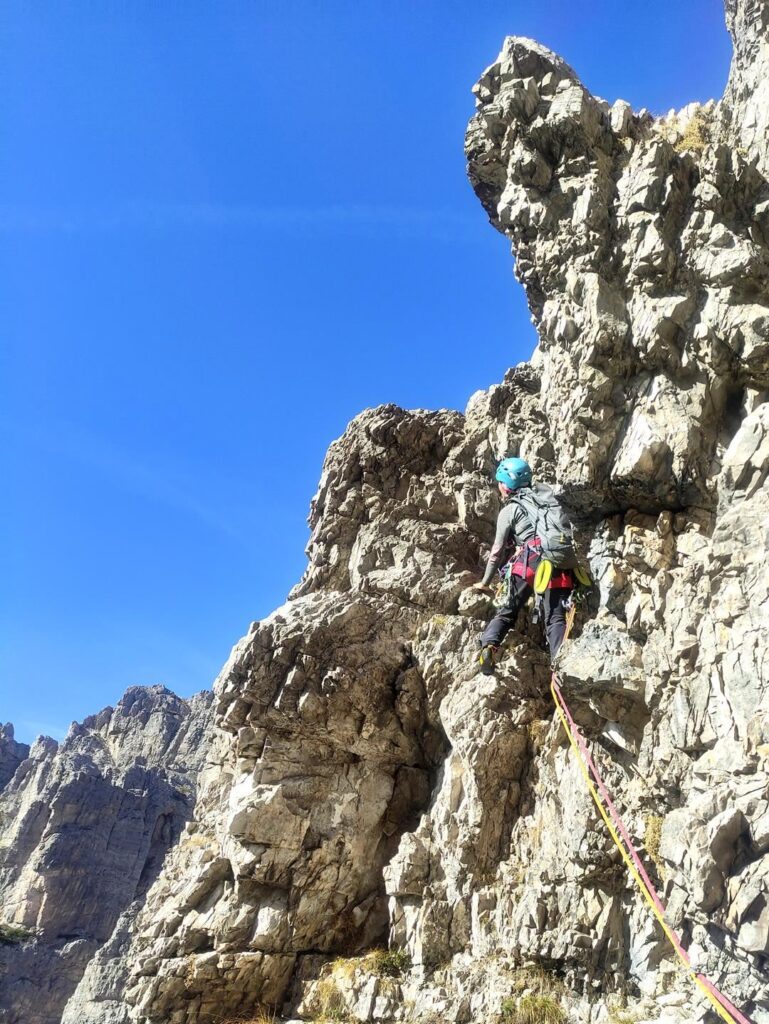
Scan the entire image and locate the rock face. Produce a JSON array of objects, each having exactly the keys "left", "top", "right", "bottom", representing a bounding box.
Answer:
[
  {"left": 723, "top": 0, "right": 769, "bottom": 175},
  {"left": 0, "top": 724, "right": 29, "bottom": 793},
  {"left": 0, "top": 686, "right": 214, "bottom": 1024},
  {"left": 110, "top": 0, "right": 769, "bottom": 1014},
  {"left": 4, "top": 2, "right": 769, "bottom": 1022}
]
